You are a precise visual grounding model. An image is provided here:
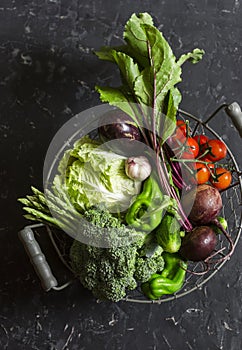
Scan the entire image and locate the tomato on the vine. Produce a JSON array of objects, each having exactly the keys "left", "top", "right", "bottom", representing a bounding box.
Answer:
[
  {"left": 183, "top": 162, "right": 210, "bottom": 185},
  {"left": 201, "top": 139, "right": 227, "bottom": 162},
  {"left": 195, "top": 162, "right": 210, "bottom": 184},
  {"left": 180, "top": 137, "right": 199, "bottom": 159},
  {"left": 193, "top": 134, "right": 209, "bottom": 146},
  {"left": 210, "top": 167, "right": 232, "bottom": 190},
  {"left": 200, "top": 157, "right": 215, "bottom": 170},
  {"left": 173, "top": 120, "right": 188, "bottom": 141},
  {"left": 176, "top": 120, "right": 187, "bottom": 135}
]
